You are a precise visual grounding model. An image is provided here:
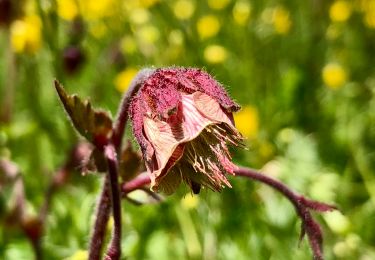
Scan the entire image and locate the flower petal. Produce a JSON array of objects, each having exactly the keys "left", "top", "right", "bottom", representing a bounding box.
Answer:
[
  {"left": 144, "top": 92, "right": 241, "bottom": 192},
  {"left": 191, "top": 91, "right": 233, "bottom": 126}
]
